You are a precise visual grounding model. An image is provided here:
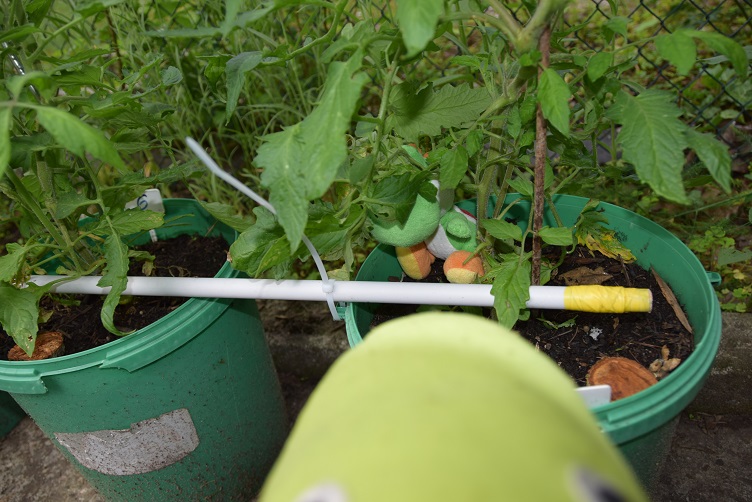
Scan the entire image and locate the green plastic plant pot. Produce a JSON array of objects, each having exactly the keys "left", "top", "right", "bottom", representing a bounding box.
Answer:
[
  {"left": 345, "top": 194, "right": 721, "bottom": 491},
  {"left": 0, "top": 199, "right": 288, "bottom": 501}
]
